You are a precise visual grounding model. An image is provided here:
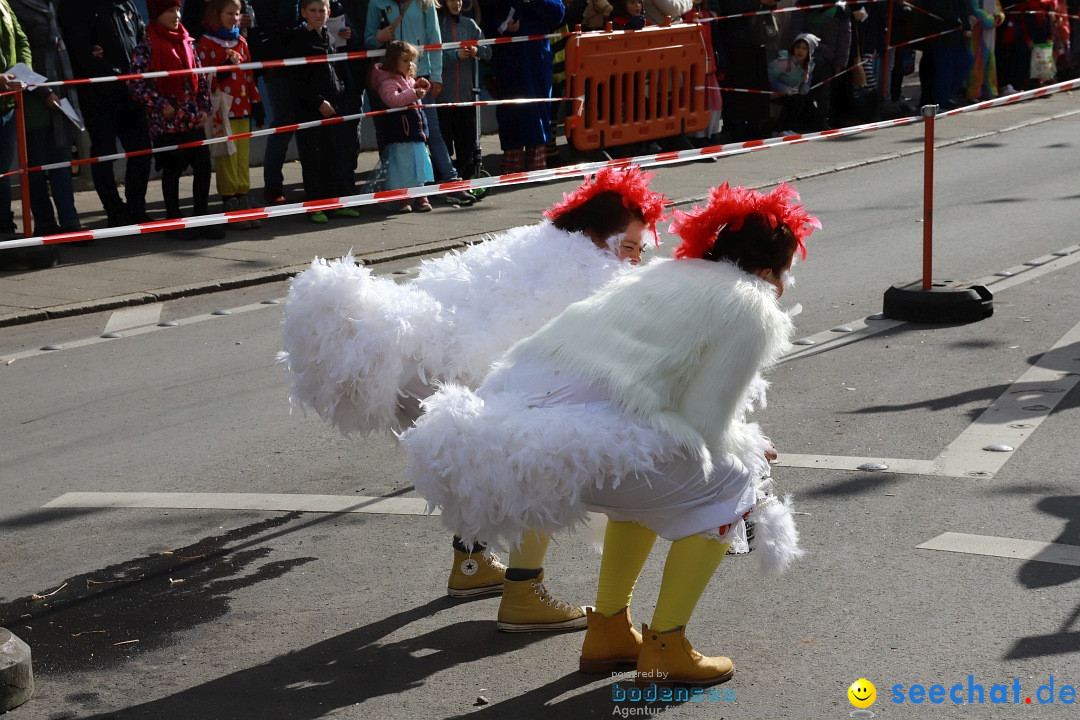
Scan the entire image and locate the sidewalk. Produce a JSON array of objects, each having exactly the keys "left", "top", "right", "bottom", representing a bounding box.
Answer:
[{"left": 1, "top": 91, "right": 1077, "bottom": 327}]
